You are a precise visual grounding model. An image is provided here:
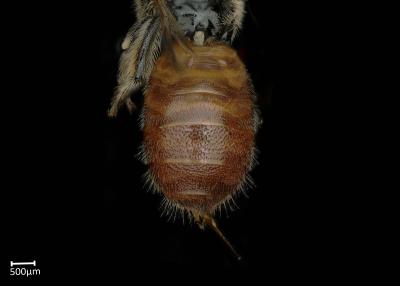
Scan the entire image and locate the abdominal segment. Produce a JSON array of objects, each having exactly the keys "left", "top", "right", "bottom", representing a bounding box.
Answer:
[{"left": 143, "top": 43, "right": 257, "bottom": 215}]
